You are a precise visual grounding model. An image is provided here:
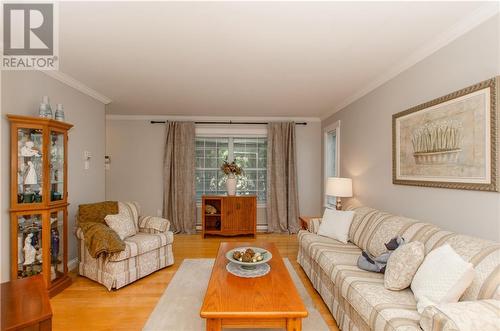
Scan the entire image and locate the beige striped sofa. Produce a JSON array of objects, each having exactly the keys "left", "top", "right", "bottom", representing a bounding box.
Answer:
[
  {"left": 298, "top": 206, "right": 499, "bottom": 331},
  {"left": 77, "top": 202, "right": 174, "bottom": 290}
]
